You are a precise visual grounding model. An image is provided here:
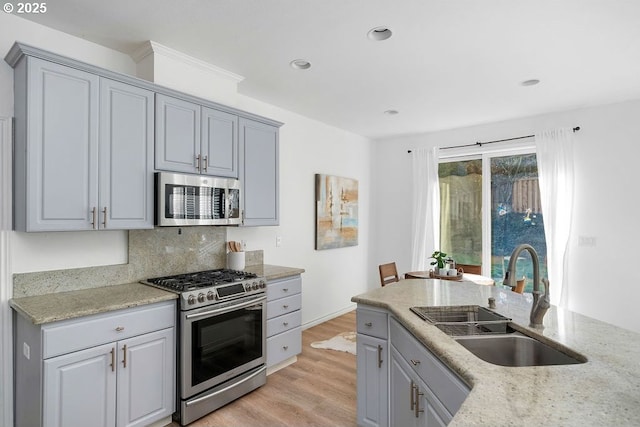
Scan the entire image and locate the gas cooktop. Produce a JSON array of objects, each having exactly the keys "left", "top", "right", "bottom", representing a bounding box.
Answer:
[{"left": 141, "top": 268, "right": 266, "bottom": 310}]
